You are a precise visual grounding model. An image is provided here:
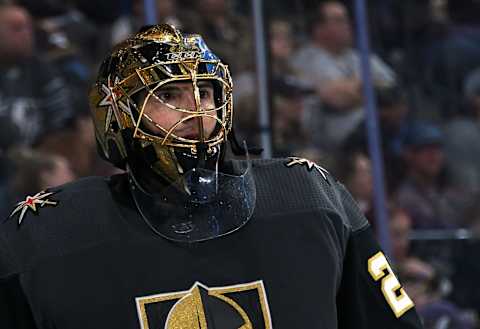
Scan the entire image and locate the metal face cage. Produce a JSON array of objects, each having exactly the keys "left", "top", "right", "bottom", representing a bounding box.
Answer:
[
  {"left": 117, "top": 58, "right": 233, "bottom": 154},
  {"left": 90, "top": 25, "right": 234, "bottom": 170}
]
